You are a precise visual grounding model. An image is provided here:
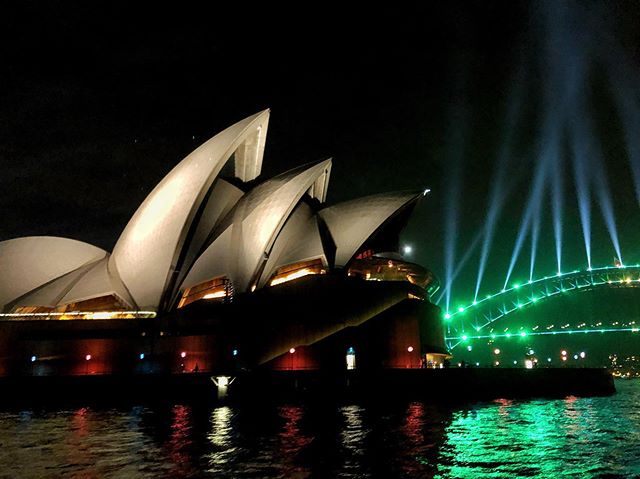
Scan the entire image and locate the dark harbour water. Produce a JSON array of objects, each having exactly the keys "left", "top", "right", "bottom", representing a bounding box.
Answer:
[{"left": 0, "top": 380, "right": 638, "bottom": 478}]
